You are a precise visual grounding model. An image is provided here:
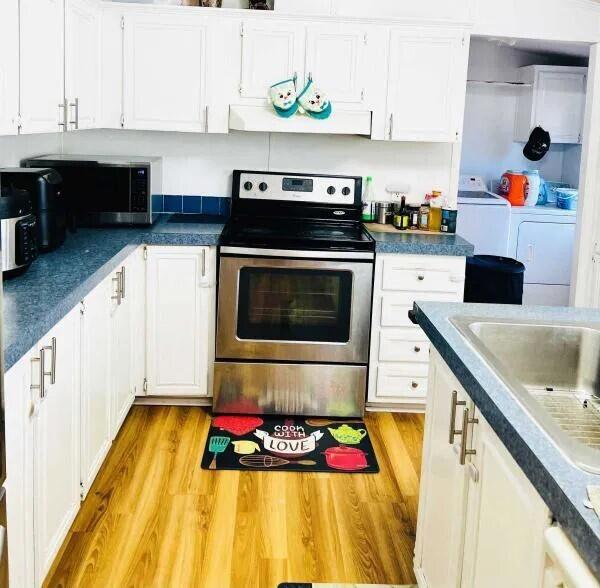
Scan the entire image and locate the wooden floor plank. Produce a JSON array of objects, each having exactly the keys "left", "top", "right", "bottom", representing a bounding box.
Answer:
[{"left": 44, "top": 407, "right": 424, "bottom": 588}]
